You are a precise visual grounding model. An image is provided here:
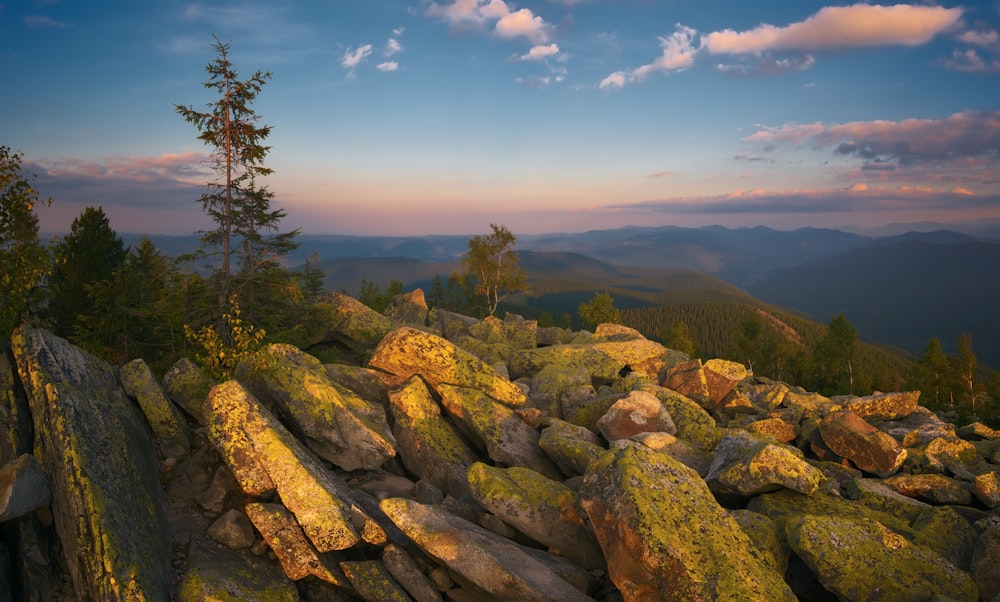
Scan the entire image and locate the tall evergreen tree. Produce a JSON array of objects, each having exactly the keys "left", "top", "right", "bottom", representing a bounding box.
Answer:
[
  {"left": 175, "top": 36, "right": 294, "bottom": 307},
  {"left": 0, "top": 146, "right": 51, "bottom": 340},
  {"left": 48, "top": 206, "right": 127, "bottom": 340},
  {"left": 910, "top": 338, "right": 951, "bottom": 408},
  {"left": 811, "top": 313, "right": 859, "bottom": 395}
]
